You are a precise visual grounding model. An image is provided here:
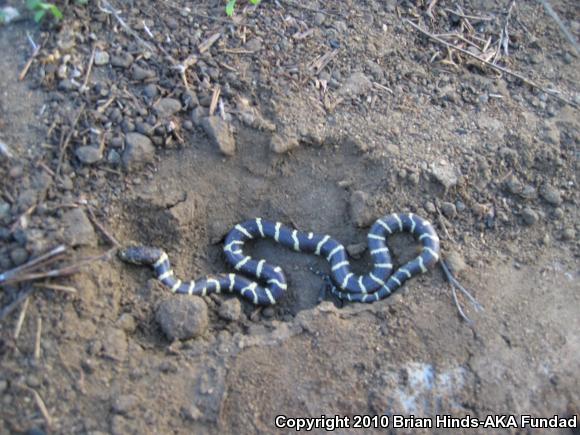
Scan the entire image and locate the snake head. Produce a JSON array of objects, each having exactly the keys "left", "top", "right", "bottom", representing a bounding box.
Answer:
[{"left": 118, "top": 246, "right": 164, "bottom": 266}]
